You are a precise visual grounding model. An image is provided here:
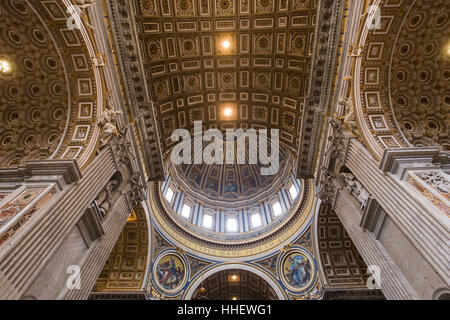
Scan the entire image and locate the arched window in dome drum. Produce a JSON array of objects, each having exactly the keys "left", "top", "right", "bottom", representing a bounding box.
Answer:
[
  {"left": 181, "top": 203, "right": 192, "bottom": 219},
  {"left": 272, "top": 201, "right": 283, "bottom": 217},
  {"left": 164, "top": 186, "right": 175, "bottom": 203},
  {"left": 289, "top": 184, "right": 298, "bottom": 201},
  {"left": 226, "top": 216, "right": 238, "bottom": 233},
  {"left": 202, "top": 213, "right": 213, "bottom": 229},
  {"left": 250, "top": 212, "right": 262, "bottom": 229}
]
